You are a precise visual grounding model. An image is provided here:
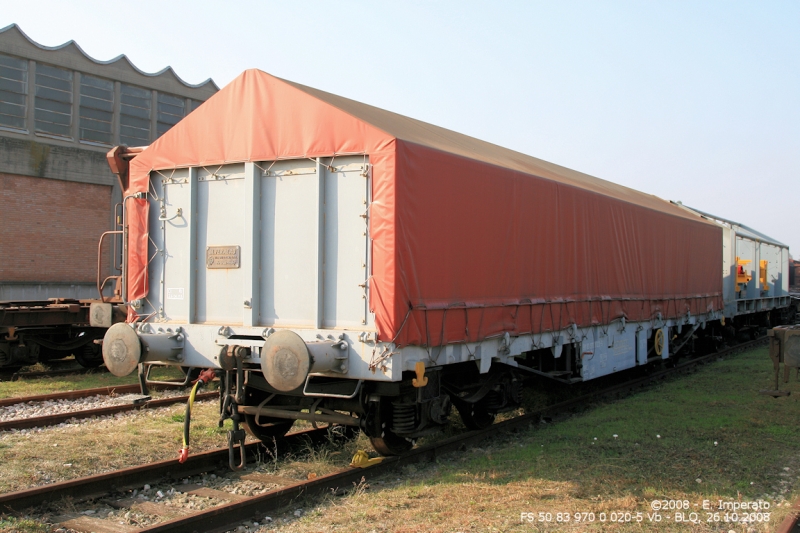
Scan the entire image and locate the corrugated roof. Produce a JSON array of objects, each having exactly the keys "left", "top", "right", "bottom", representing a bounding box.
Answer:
[{"left": 0, "top": 23, "right": 218, "bottom": 97}]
